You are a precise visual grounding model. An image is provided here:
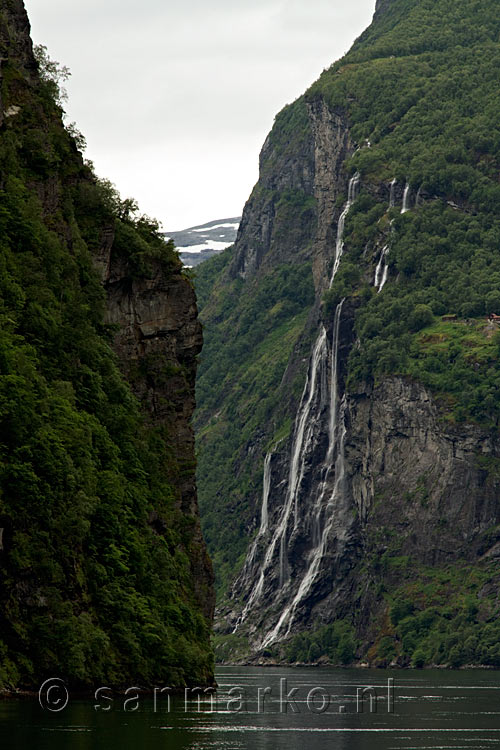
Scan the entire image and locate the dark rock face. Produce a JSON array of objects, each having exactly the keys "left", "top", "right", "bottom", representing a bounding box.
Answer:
[
  {"left": 98, "top": 249, "right": 215, "bottom": 620},
  {"left": 0, "top": 0, "right": 215, "bottom": 675},
  {"left": 349, "top": 377, "right": 500, "bottom": 557},
  {"left": 0, "top": 0, "right": 37, "bottom": 77},
  {"left": 230, "top": 97, "right": 353, "bottom": 292},
  {"left": 230, "top": 100, "right": 317, "bottom": 280},
  {"left": 307, "top": 99, "right": 353, "bottom": 288},
  {"left": 215, "top": 78, "right": 500, "bottom": 659}
]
